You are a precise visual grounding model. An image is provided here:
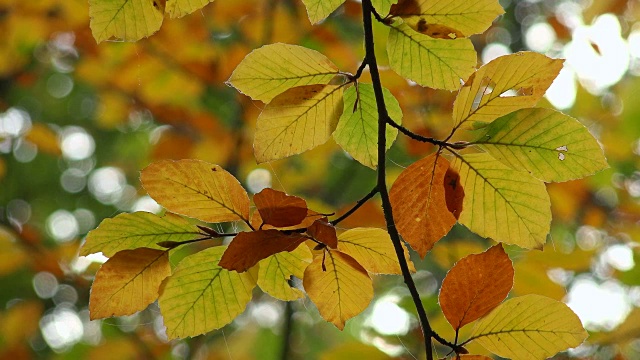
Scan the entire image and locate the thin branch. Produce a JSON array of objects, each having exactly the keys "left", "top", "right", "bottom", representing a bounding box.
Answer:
[
  {"left": 361, "top": 1, "right": 434, "bottom": 359},
  {"left": 354, "top": 59, "right": 368, "bottom": 80},
  {"left": 331, "top": 186, "right": 379, "bottom": 225},
  {"left": 386, "top": 118, "right": 470, "bottom": 150}
]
